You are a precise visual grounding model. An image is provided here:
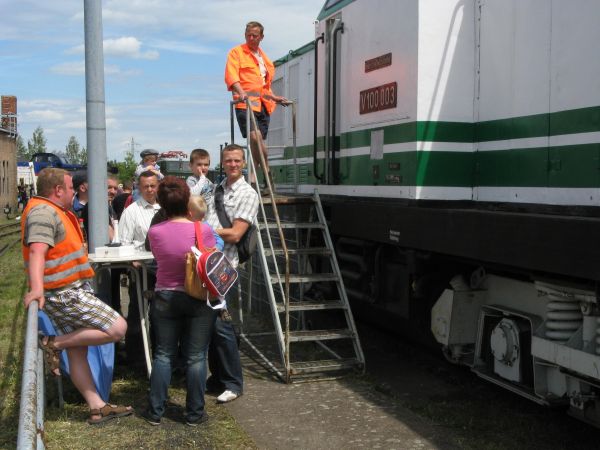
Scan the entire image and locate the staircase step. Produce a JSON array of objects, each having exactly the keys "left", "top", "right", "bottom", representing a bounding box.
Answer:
[
  {"left": 264, "top": 247, "right": 331, "bottom": 257},
  {"left": 260, "top": 222, "right": 324, "bottom": 230},
  {"left": 276, "top": 300, "right": 345, "bottom": 313},
  {"left": 288, "top": 328, "right": 353, "bottom": 342},
  {"left": 261, "top": 195, "right": 314, "bottom": 205},
  {"left": 289, "top": 358, "right": 362, "bottom": 375},
  {"left": 270, "top": 273, "right": 338, "bottom": 284}
]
